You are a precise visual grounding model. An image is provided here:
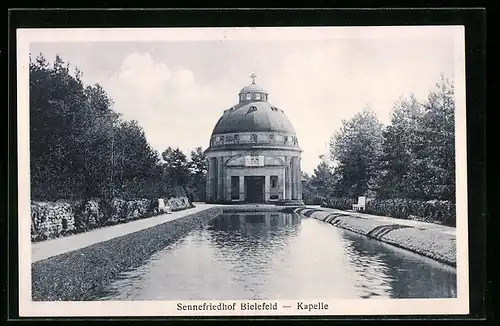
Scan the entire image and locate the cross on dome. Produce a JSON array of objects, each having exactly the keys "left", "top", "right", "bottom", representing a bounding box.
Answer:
[
  {"left": 250, "top": 73, "right": 257, "bottom": 84},
  {"left": 238, "top": 74, "right": 268, "bottom": 103}
]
